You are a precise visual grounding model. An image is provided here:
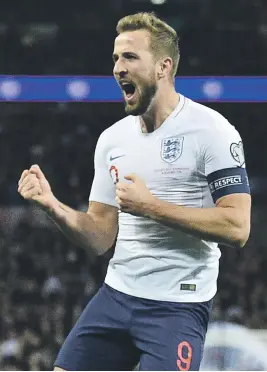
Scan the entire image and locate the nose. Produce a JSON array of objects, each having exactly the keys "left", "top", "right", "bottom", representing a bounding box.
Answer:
[{"left": 113, "top": 59, "right": 128, "bottom": 79}]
